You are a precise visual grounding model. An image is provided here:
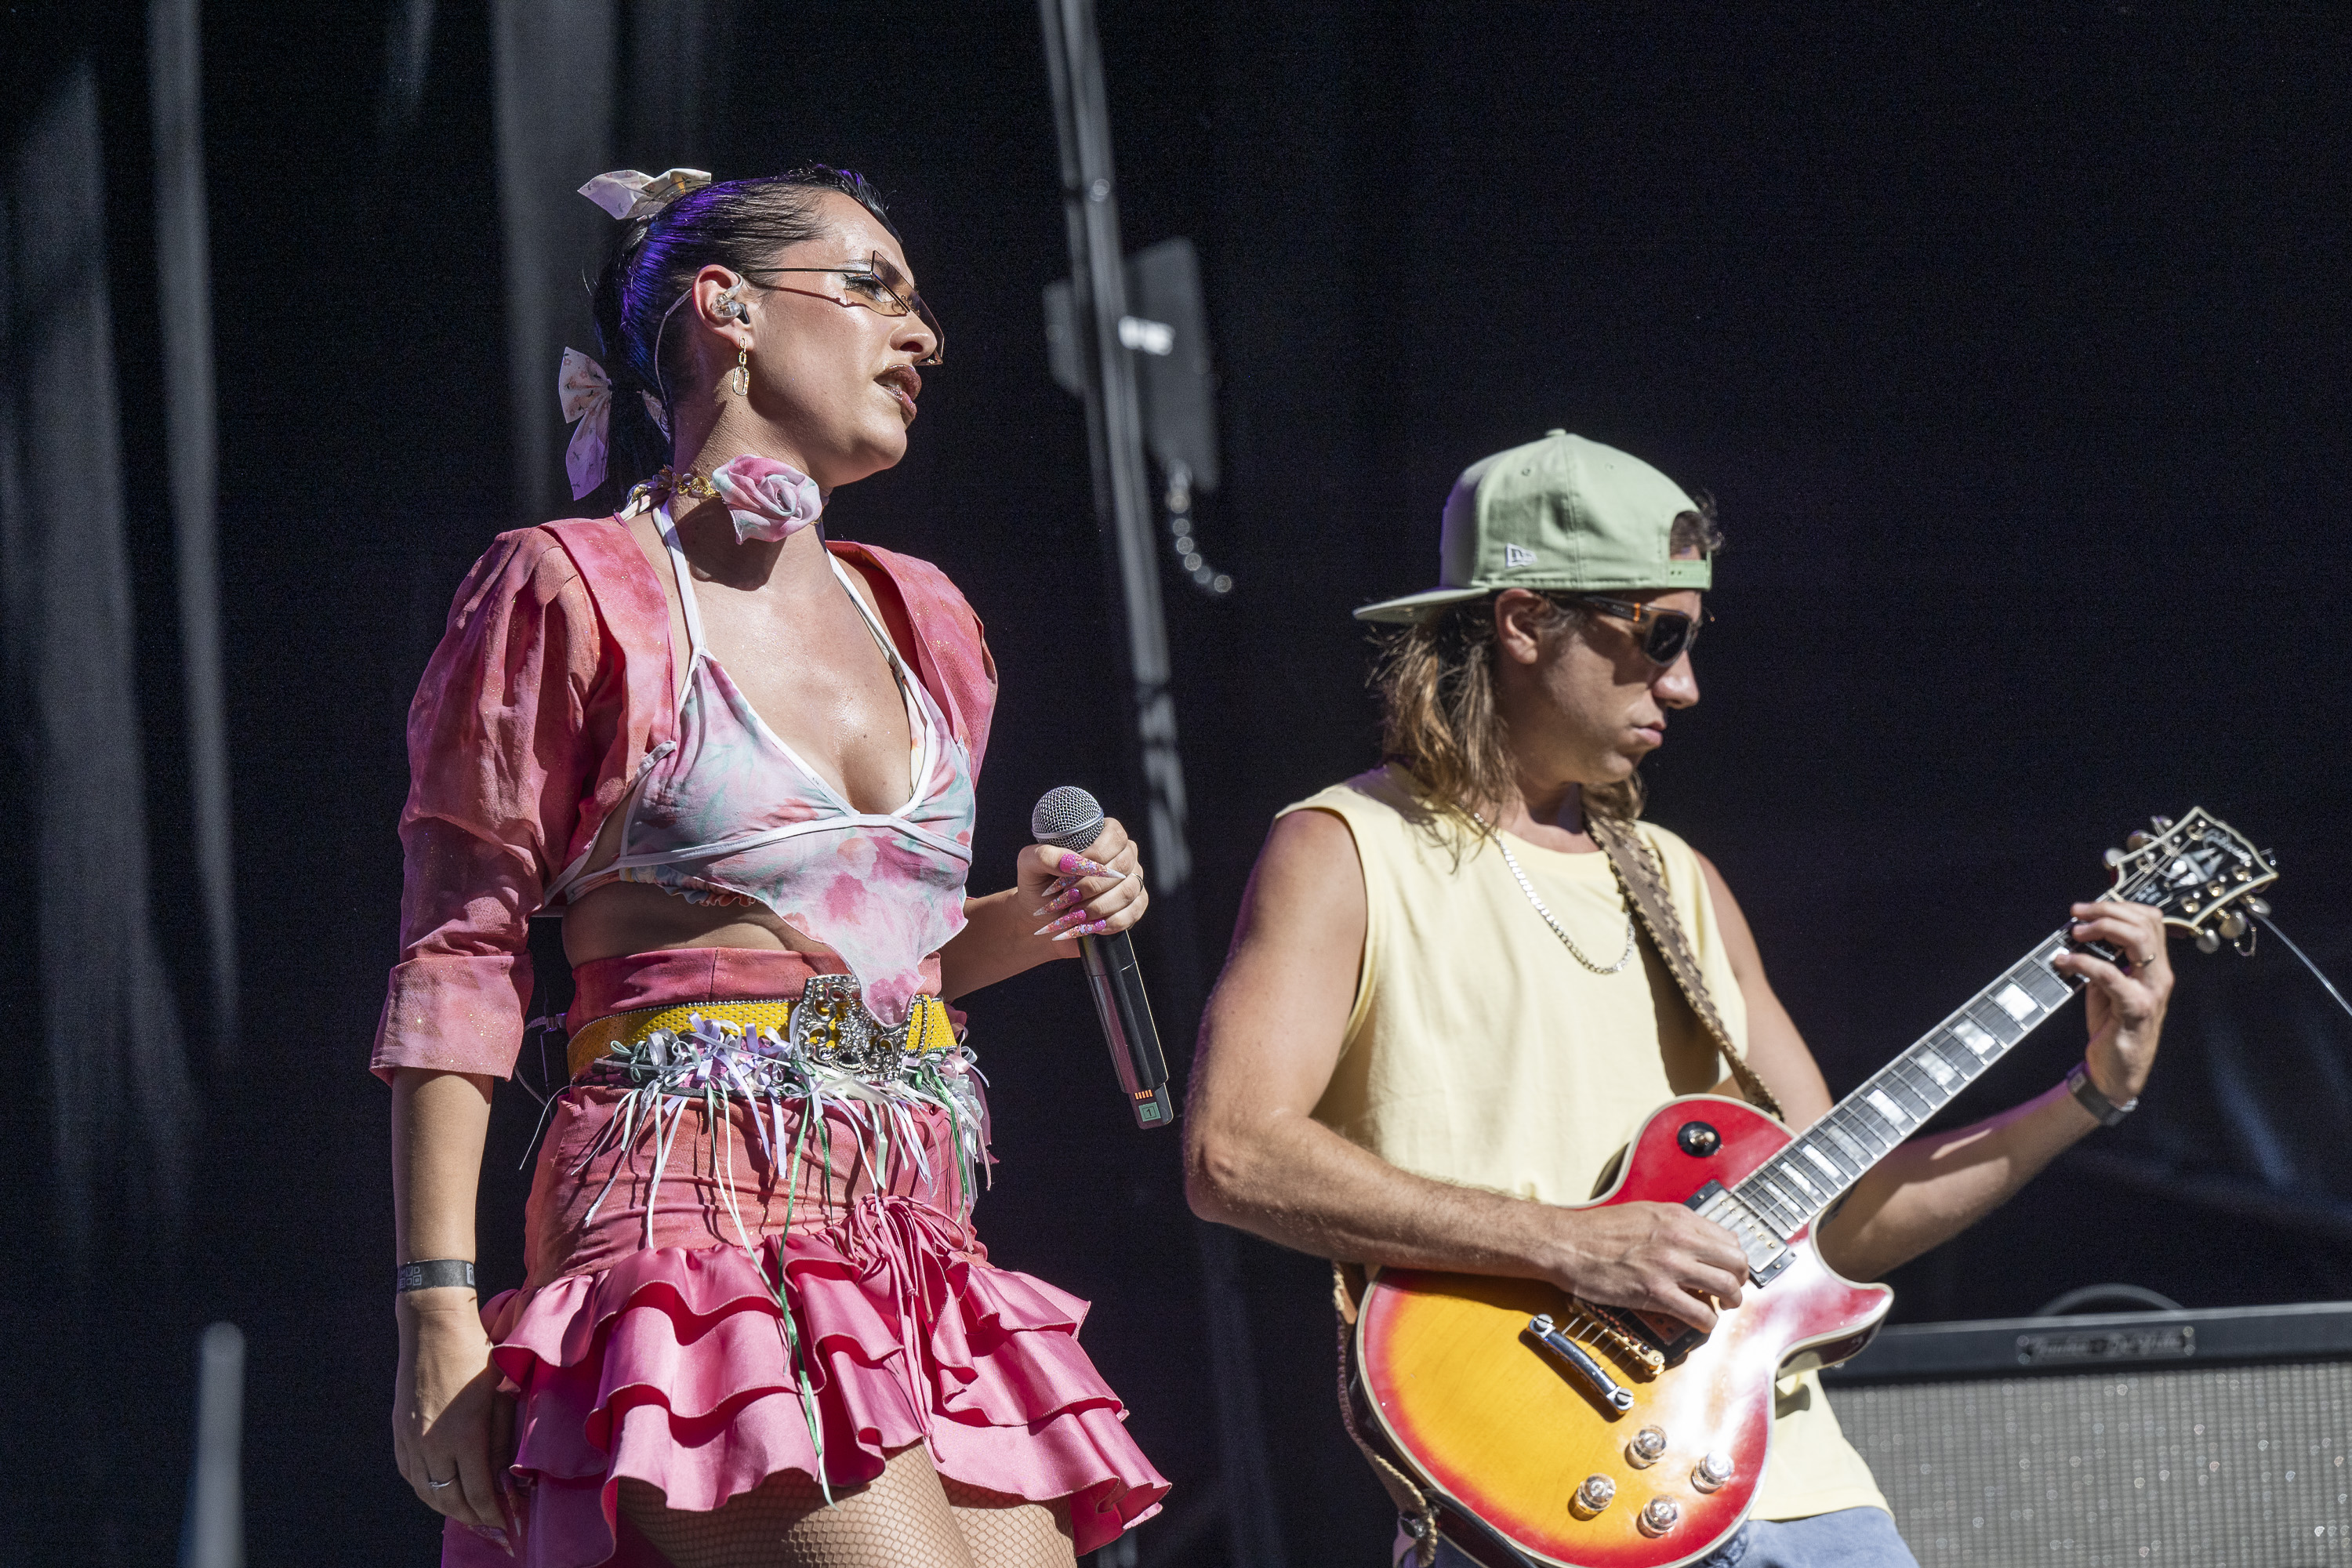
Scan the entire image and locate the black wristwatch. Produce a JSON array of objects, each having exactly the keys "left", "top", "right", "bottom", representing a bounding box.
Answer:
[{"left": 2066, "top": 1062, "right": 2138, "bottom": 1127}]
